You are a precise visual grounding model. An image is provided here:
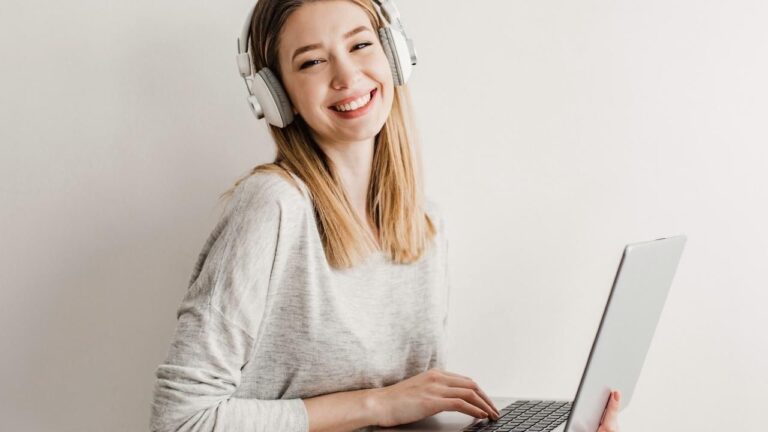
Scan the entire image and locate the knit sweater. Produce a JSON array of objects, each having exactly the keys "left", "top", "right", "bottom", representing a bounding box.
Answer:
[{"left": 149, "top": 170, "right": 451, "bottom": 432}]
